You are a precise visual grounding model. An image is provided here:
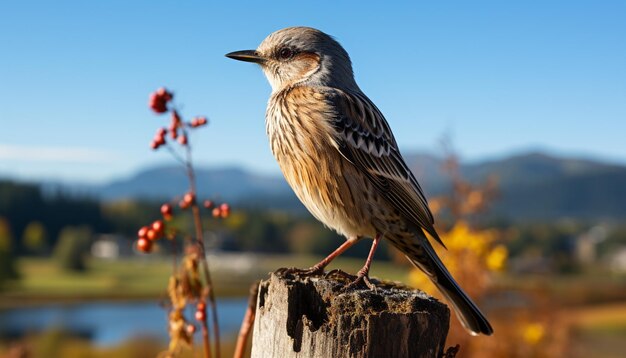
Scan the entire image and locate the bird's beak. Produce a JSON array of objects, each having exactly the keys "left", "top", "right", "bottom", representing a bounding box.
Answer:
[{"left": 225, "top": 50, "right": 266, "bottom": 64}]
